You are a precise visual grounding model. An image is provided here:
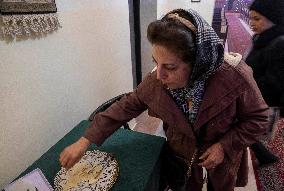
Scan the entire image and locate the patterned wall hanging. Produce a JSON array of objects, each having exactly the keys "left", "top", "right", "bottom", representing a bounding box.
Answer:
[{"left": 0, "top": 0, "right": 61, "bottom": 39}]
